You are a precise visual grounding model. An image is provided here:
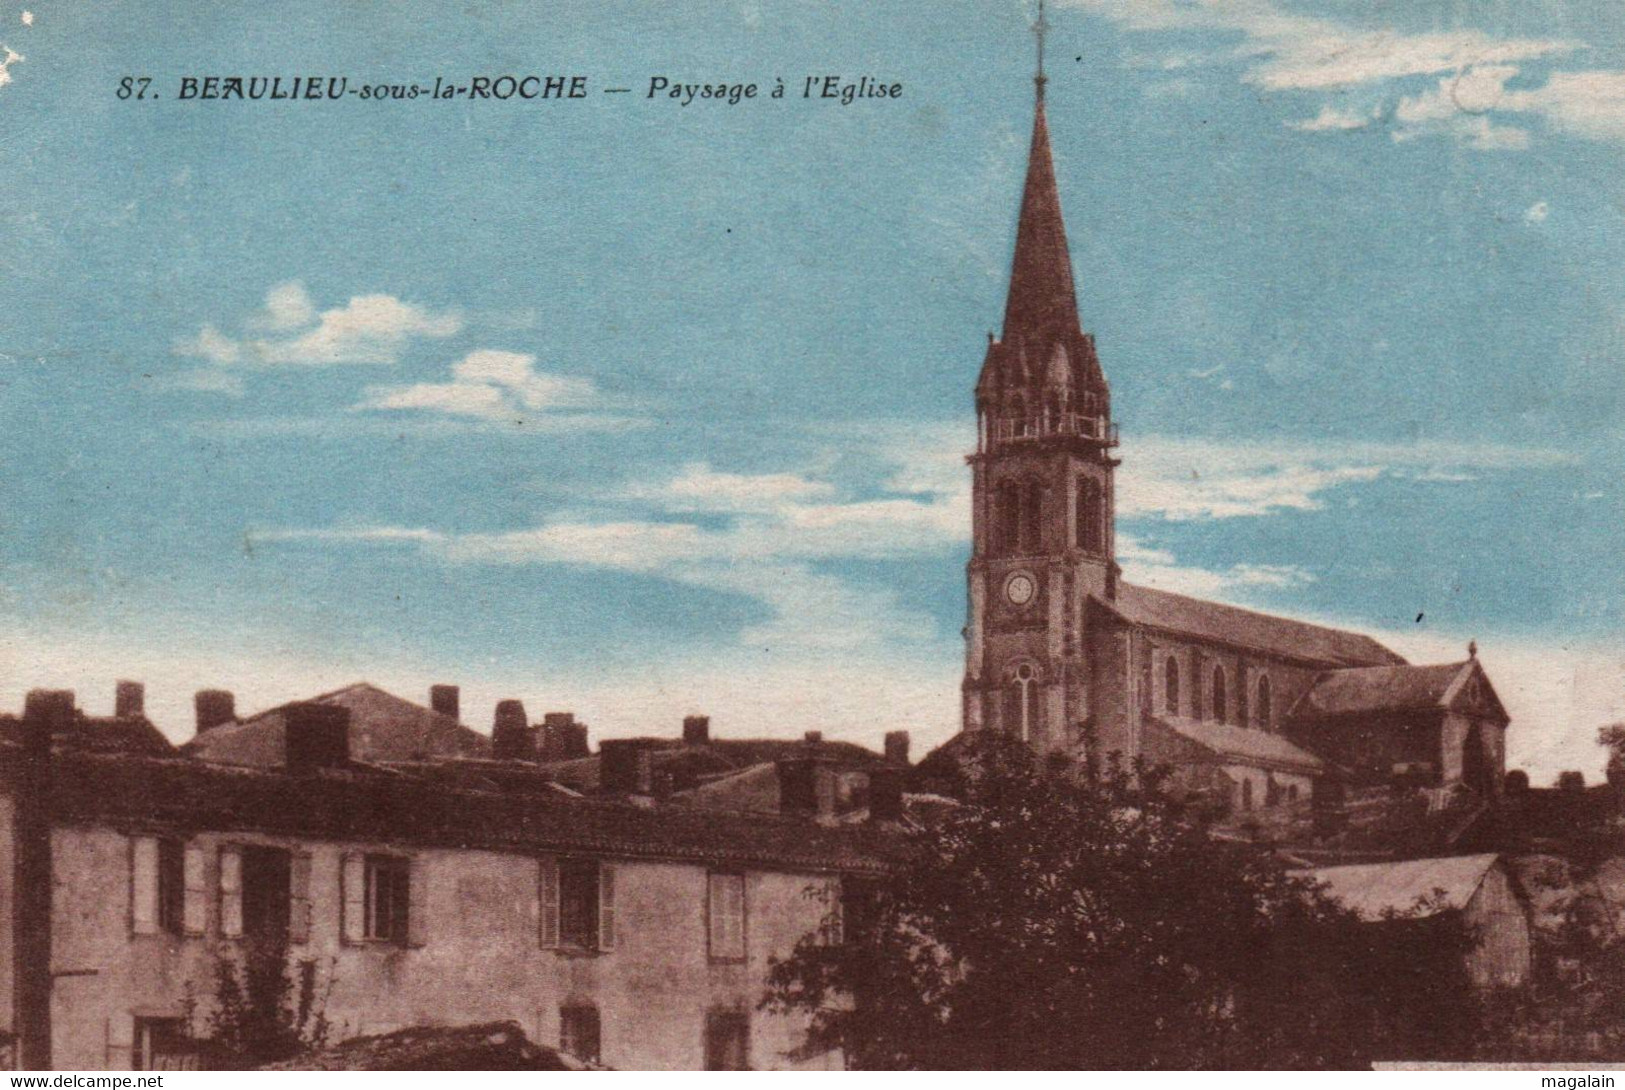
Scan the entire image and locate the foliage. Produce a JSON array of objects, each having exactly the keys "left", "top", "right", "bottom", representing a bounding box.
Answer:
[
  {"left": 765, "top": 743, "right": 1482, "bottom": 1069},
  {"left": 207, "top": 938, "right": 333, "bottom": 1068}
]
